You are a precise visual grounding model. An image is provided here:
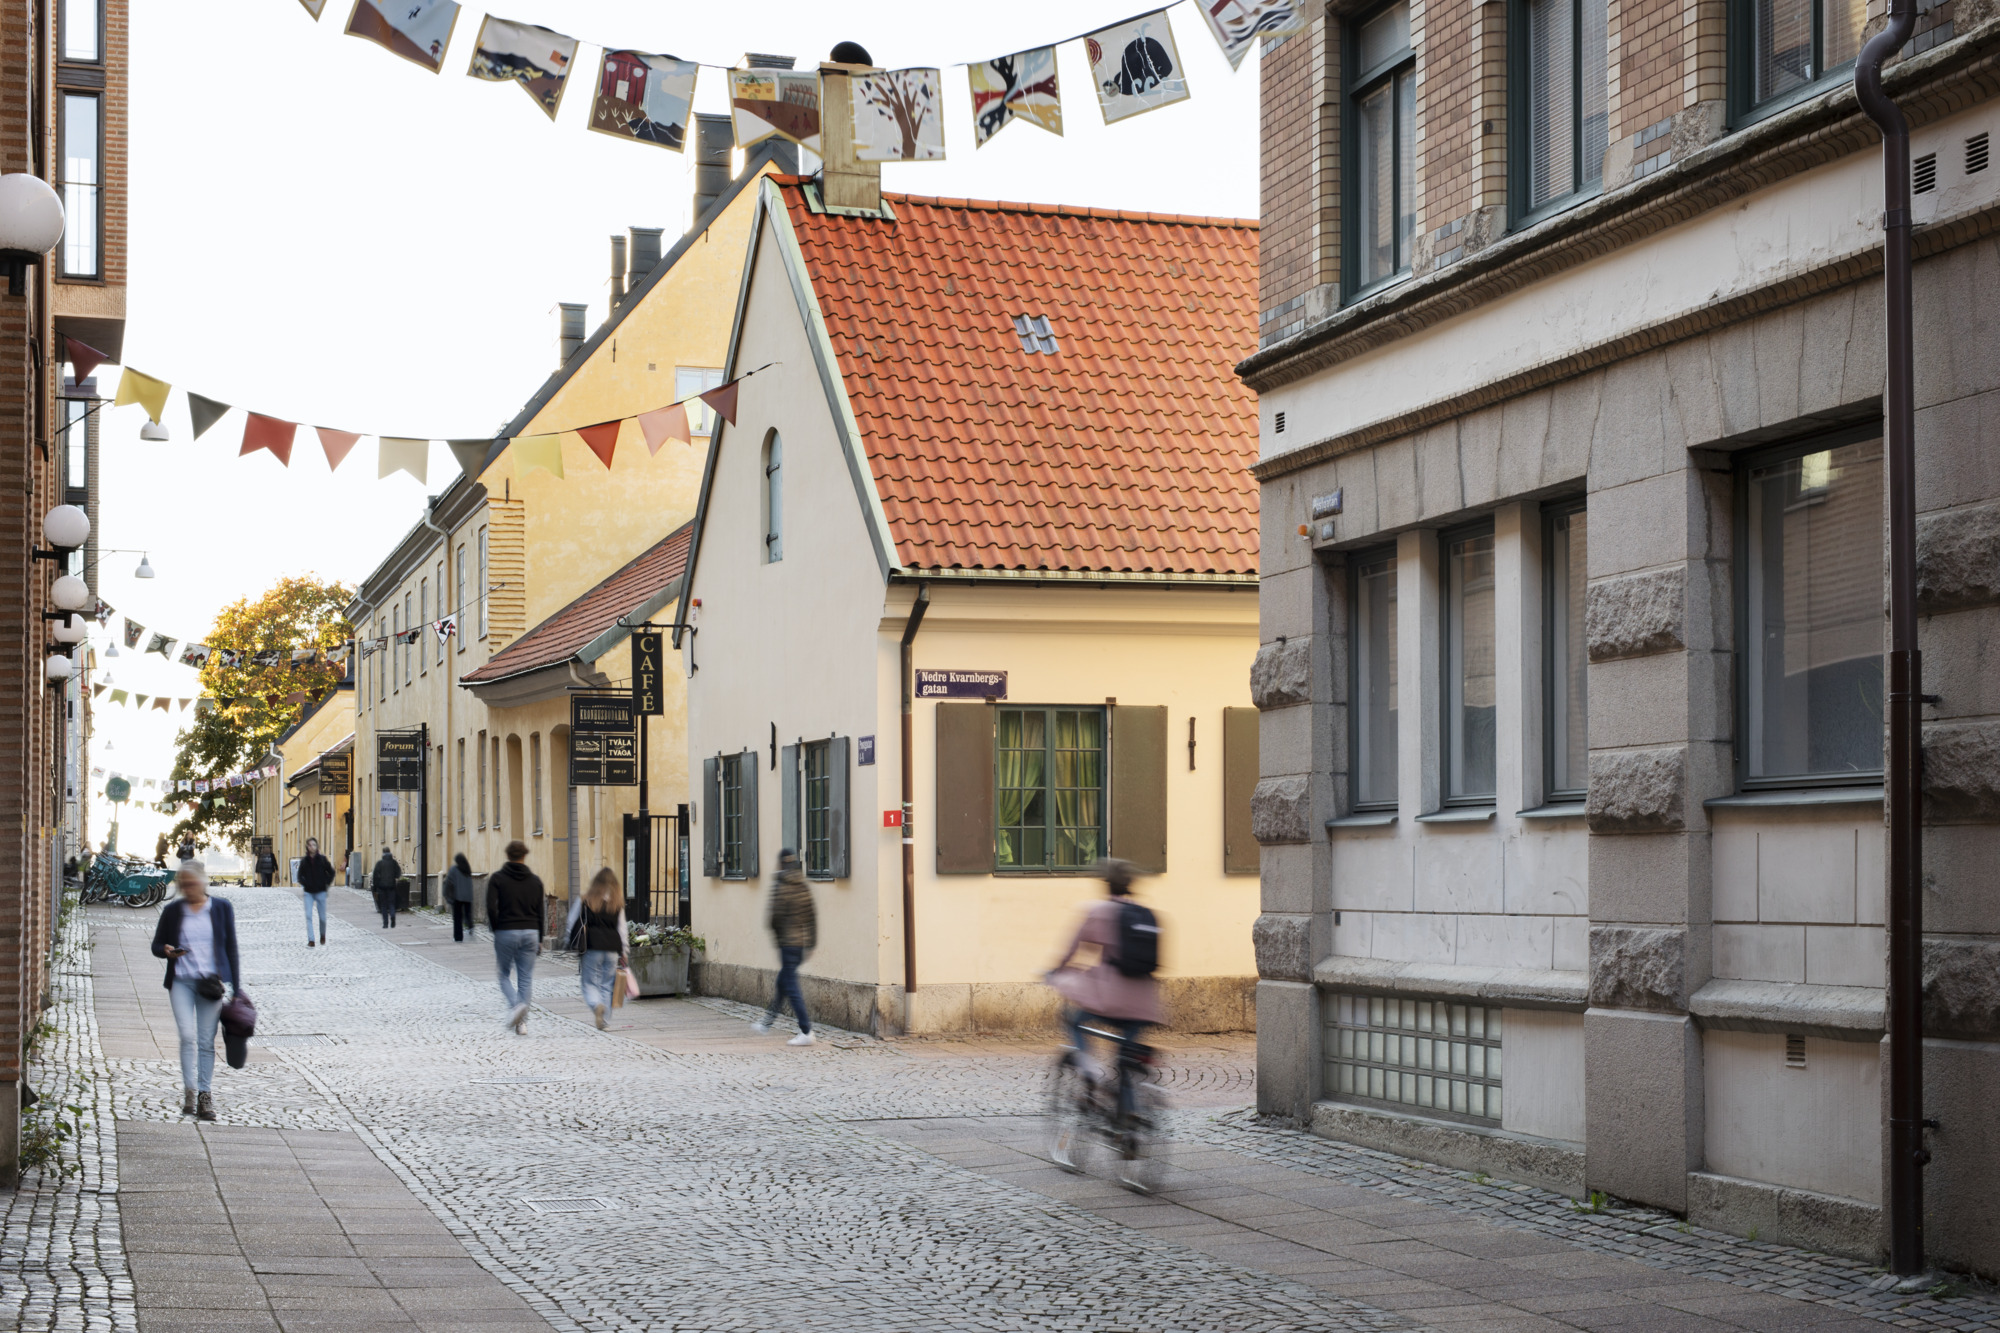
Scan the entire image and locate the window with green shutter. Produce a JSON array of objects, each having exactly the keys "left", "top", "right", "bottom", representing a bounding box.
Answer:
[{"left": 995, "top": 707, "right": 1105, "bottom": 871}]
